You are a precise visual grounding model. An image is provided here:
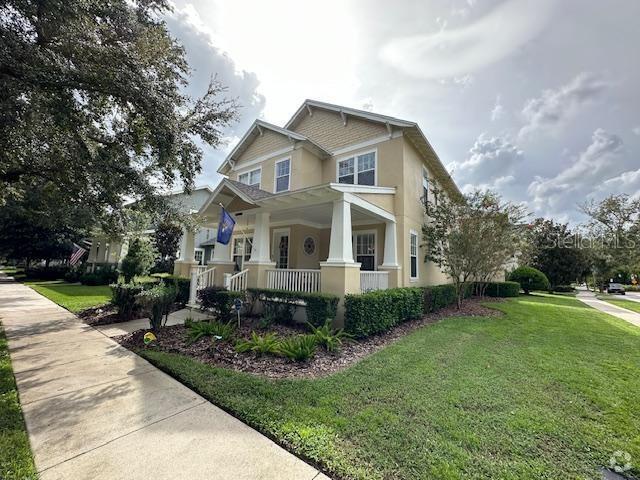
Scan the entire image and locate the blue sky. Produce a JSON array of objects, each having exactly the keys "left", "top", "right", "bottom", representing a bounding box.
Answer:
[{"left": 164, "top": 0, "right": 640, "bottom": 224}]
